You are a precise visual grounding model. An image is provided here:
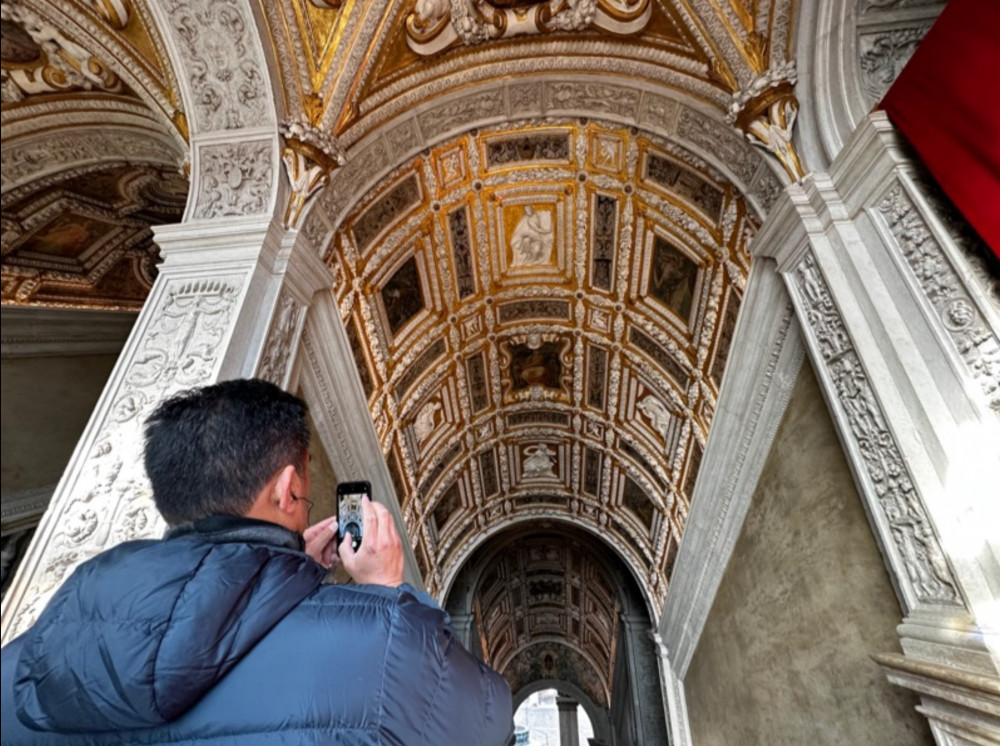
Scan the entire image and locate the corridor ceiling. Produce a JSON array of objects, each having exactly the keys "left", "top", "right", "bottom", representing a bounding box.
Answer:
[{"left": 2, "top": 0, "right": 801, "bottom": 701}]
